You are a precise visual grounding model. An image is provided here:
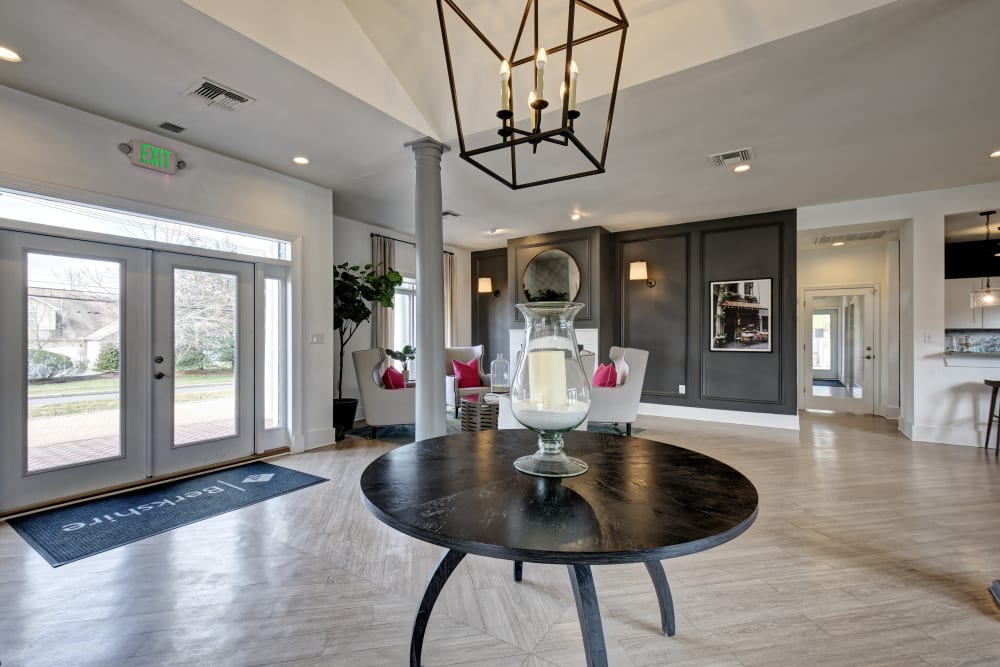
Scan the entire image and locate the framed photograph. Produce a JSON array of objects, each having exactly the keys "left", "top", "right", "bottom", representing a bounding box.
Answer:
[{"left": 709, "top": 279, "right": 773, "bottom": 352}]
